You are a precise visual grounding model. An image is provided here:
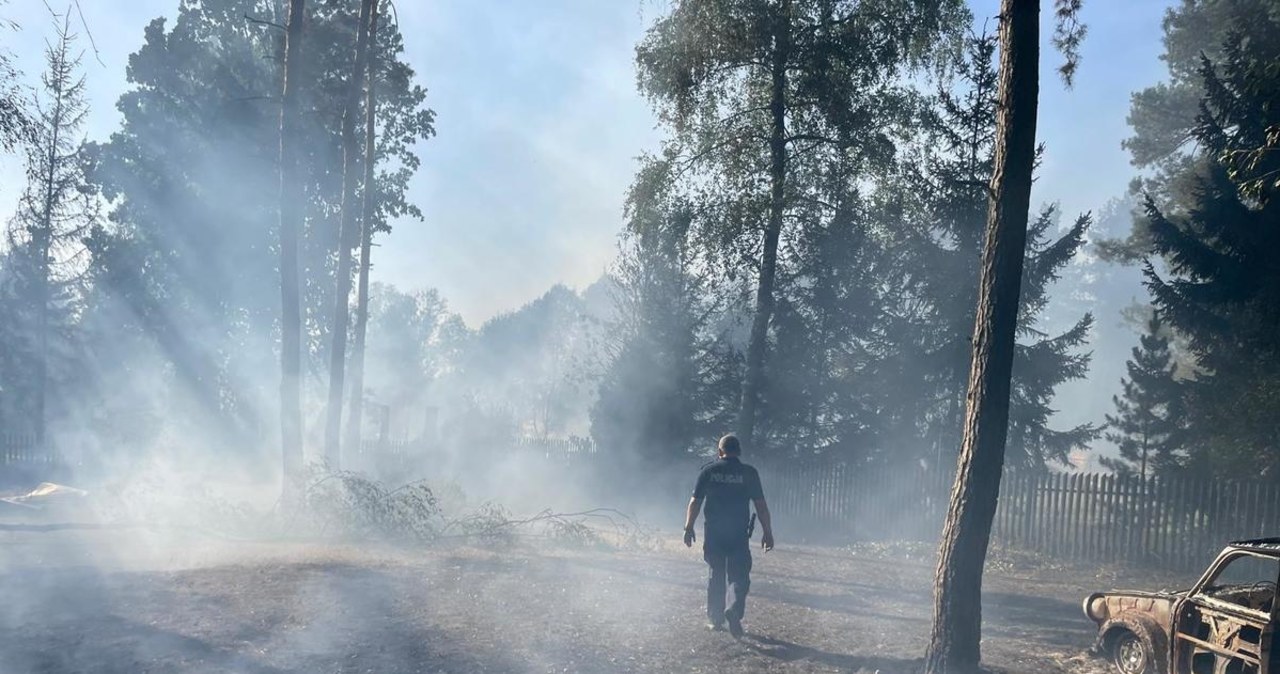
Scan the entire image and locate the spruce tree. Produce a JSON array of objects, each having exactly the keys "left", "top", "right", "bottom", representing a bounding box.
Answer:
[
  {"left": 1099, "top": 312, "right": 1184, "bottom": 480},
  {"left": 908, "top": 33, "right": 1097, "bottom": 470},
  {"left": 590, "top": 160, "right": 703, "bottom": 460},
  {"left": 1141, "top": 7, "right": 1280, "bottom": 477},
  {"left": 3, "top": 13, "right": 96, "bottom": 444}
]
